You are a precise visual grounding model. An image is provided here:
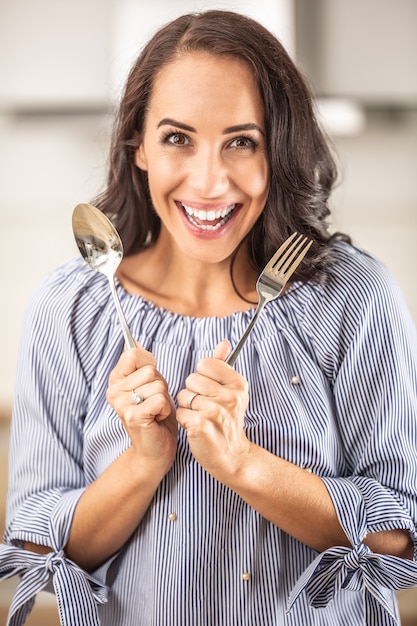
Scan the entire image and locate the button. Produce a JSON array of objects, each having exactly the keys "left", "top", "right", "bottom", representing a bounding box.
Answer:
[
  {"left": 242, "top": 572, "right": 251, "bottom": 581},
  {"left": 291, "top": 375, "right": 300, "bottom": 385},
  {"left": 304, "top": 467, "right": 312, "bottom": 473},
  {"left": 168, "top": 512, "right": 177, "bottom": 521}
]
